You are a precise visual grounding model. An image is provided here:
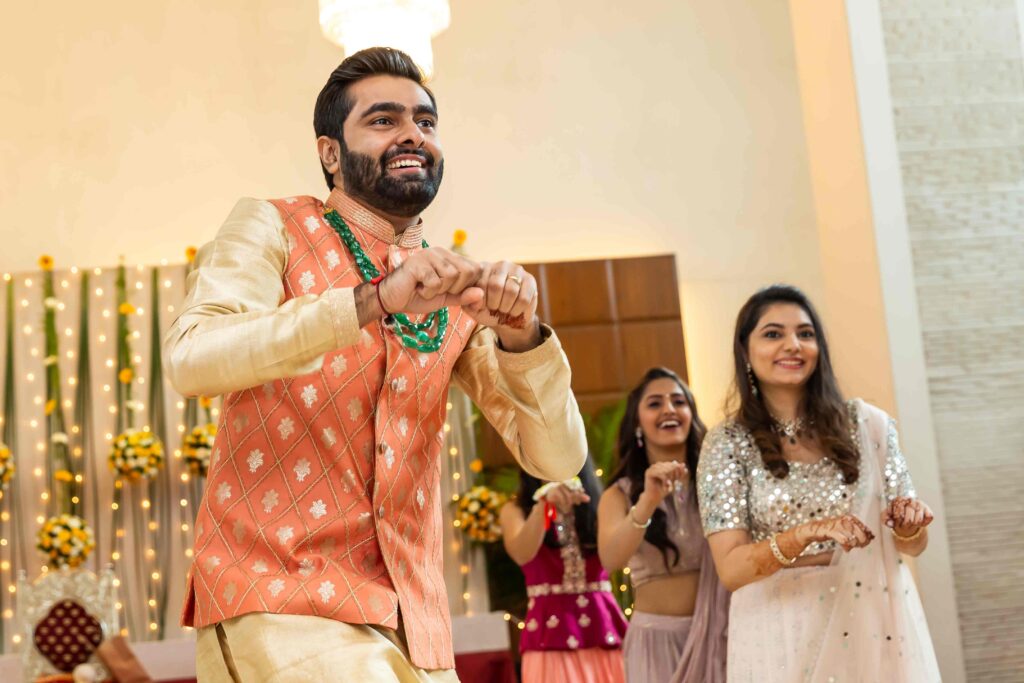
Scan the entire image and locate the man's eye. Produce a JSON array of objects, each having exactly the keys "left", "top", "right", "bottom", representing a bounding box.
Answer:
[
  {"left": 371, "top": 117, "right": 392, "bottom": 125},
  {"left": 418, "top": 119, "right": 436, "bottom": 128}
]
